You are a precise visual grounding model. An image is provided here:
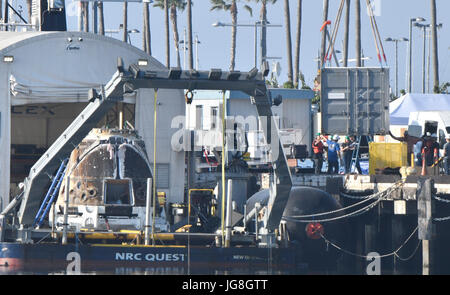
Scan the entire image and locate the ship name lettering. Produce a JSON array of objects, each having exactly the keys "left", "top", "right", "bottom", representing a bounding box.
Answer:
[{"left": 115, "top": 252, "right": 184, "bottom": 262}]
